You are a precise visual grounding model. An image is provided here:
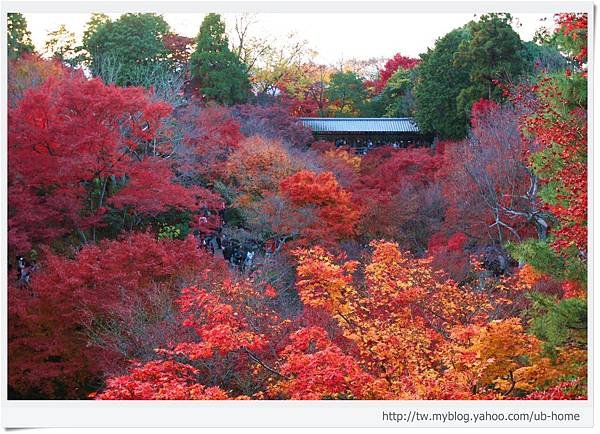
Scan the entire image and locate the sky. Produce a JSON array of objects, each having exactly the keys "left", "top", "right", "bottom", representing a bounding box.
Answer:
[{"left": 23, "top": 12, "right": 555, "bottom": 64}]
